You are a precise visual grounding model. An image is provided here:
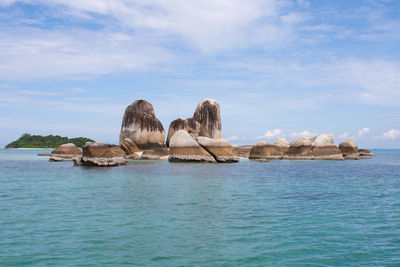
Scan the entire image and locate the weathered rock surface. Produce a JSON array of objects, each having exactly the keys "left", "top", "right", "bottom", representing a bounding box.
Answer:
[
  {"left": 339, "top": 139, "right": 360, "bottom": 159},
  {"left": 166, "top": 99, "right": 221, "bottom": 146},
  {"left": 250, "top": 135, "right": 344, "bottom": 161},
  {"left": 49, "top": 143, "right": 82, "bottom": 161},
  {"left": 359, "top": 149, "right": 375, "bottom": 157},
  {"left": 196, "top": 137, "right": 239, "bottom": 162},
  {"left": 249, "top": 142, "right": 288, "bottom": 161},
  {"left": 120, "top": 100, "right": 165, "bottom": 153},
  {"left": 192, "top": 99, "right": 221, "bottom": 138},
  {"left": 74, "top": 142, "right": 127, "bottom": 167},
  {"left": 168, "top": 130, "right": 216, "bottom": 162},
  {"left": 166, "top": 118, "right": 188, "bottom": 147},
  {"left": 274, "top": 138, "right": 290, "bottom": 147},
  {"left": 234, "top": 145, "right": 253, "bottom": 158},
  {"left": 137, "top": 148, "right": 169, "bottom": 160}
]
